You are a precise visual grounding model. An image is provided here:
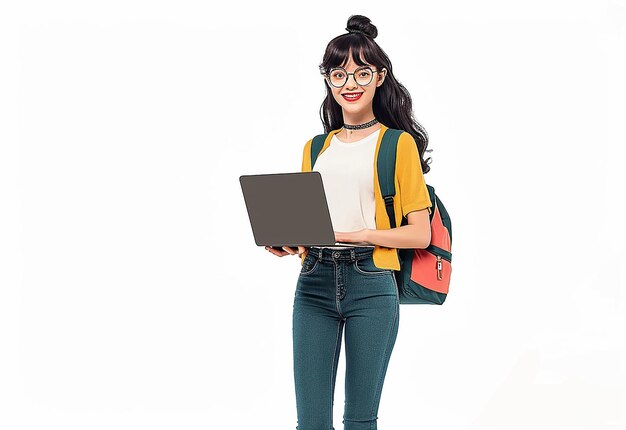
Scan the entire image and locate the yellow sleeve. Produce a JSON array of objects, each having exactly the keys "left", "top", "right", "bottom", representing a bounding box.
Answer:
[
  {"left": 397, "top": 132, "right": 432, "bottom": 217},
  {"left": 301, "top": 139, "right": 313, "bottom": 172}
]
